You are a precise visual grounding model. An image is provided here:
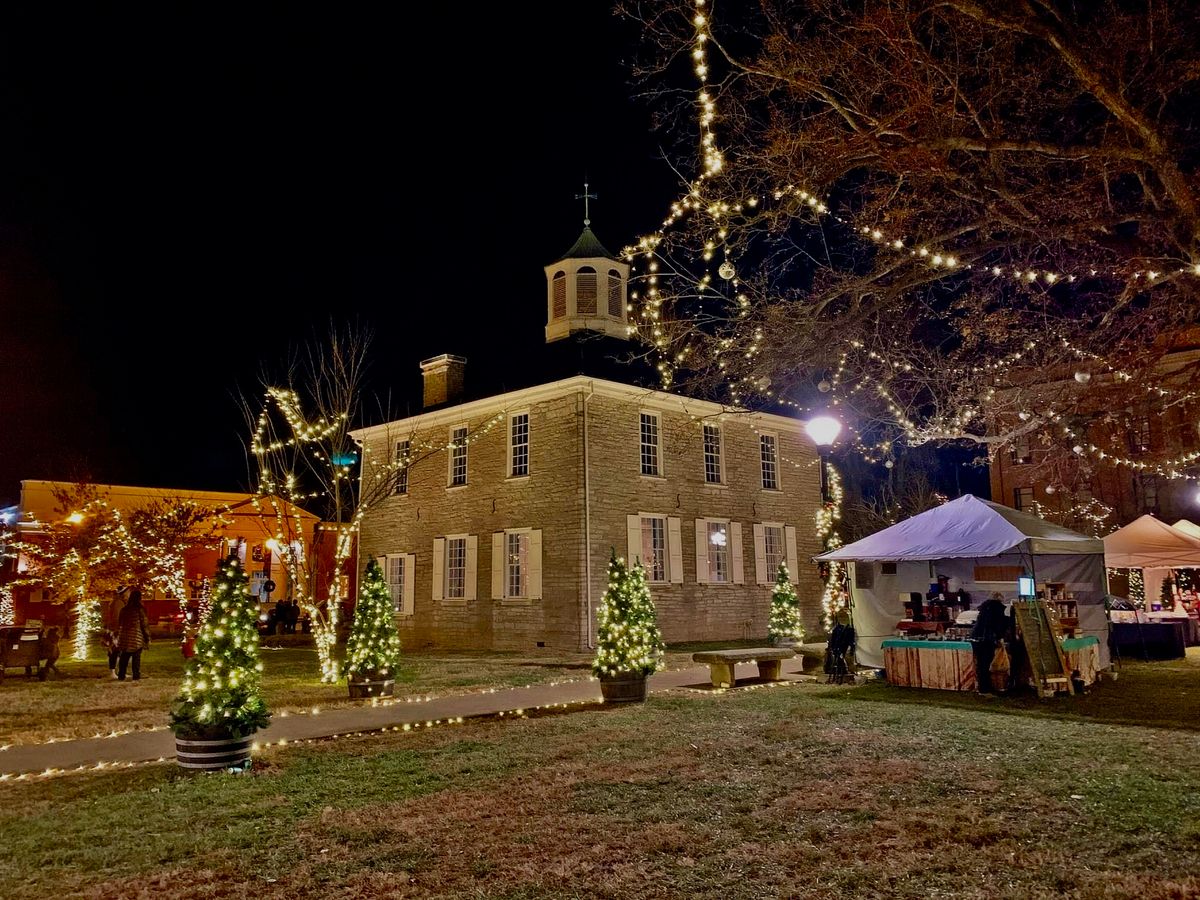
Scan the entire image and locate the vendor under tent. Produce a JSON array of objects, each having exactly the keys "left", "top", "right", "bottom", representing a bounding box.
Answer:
[{"left": 815, "top": 494, "right": 1109, "bottom": 673}]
